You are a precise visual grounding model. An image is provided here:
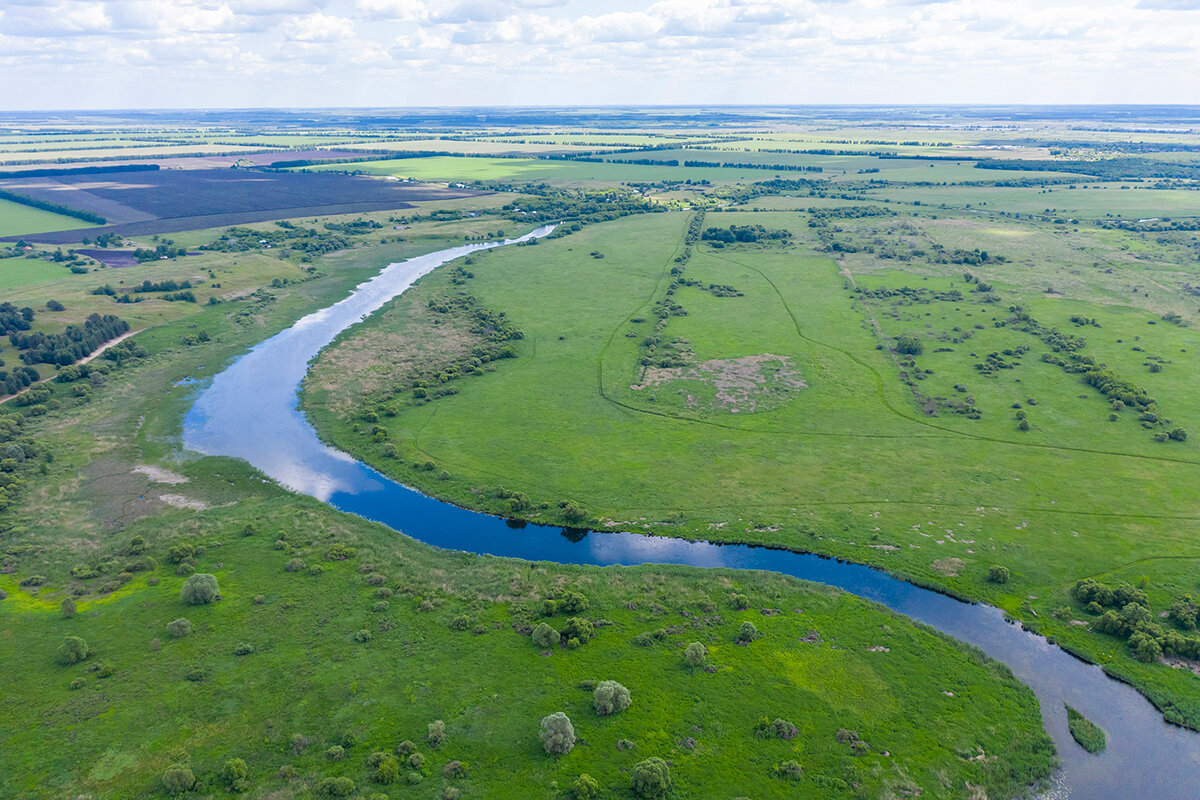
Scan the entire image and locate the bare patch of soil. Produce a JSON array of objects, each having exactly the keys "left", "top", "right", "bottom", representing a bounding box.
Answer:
[
  {"left": 133, "top": 464, "right": 189, "bottom": 485},
  {"left": 633, "top": 353, "right": 806, "bottom": 414},
  {"left": 158, "top": 494, "right": 209, "bottom": 511}
]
